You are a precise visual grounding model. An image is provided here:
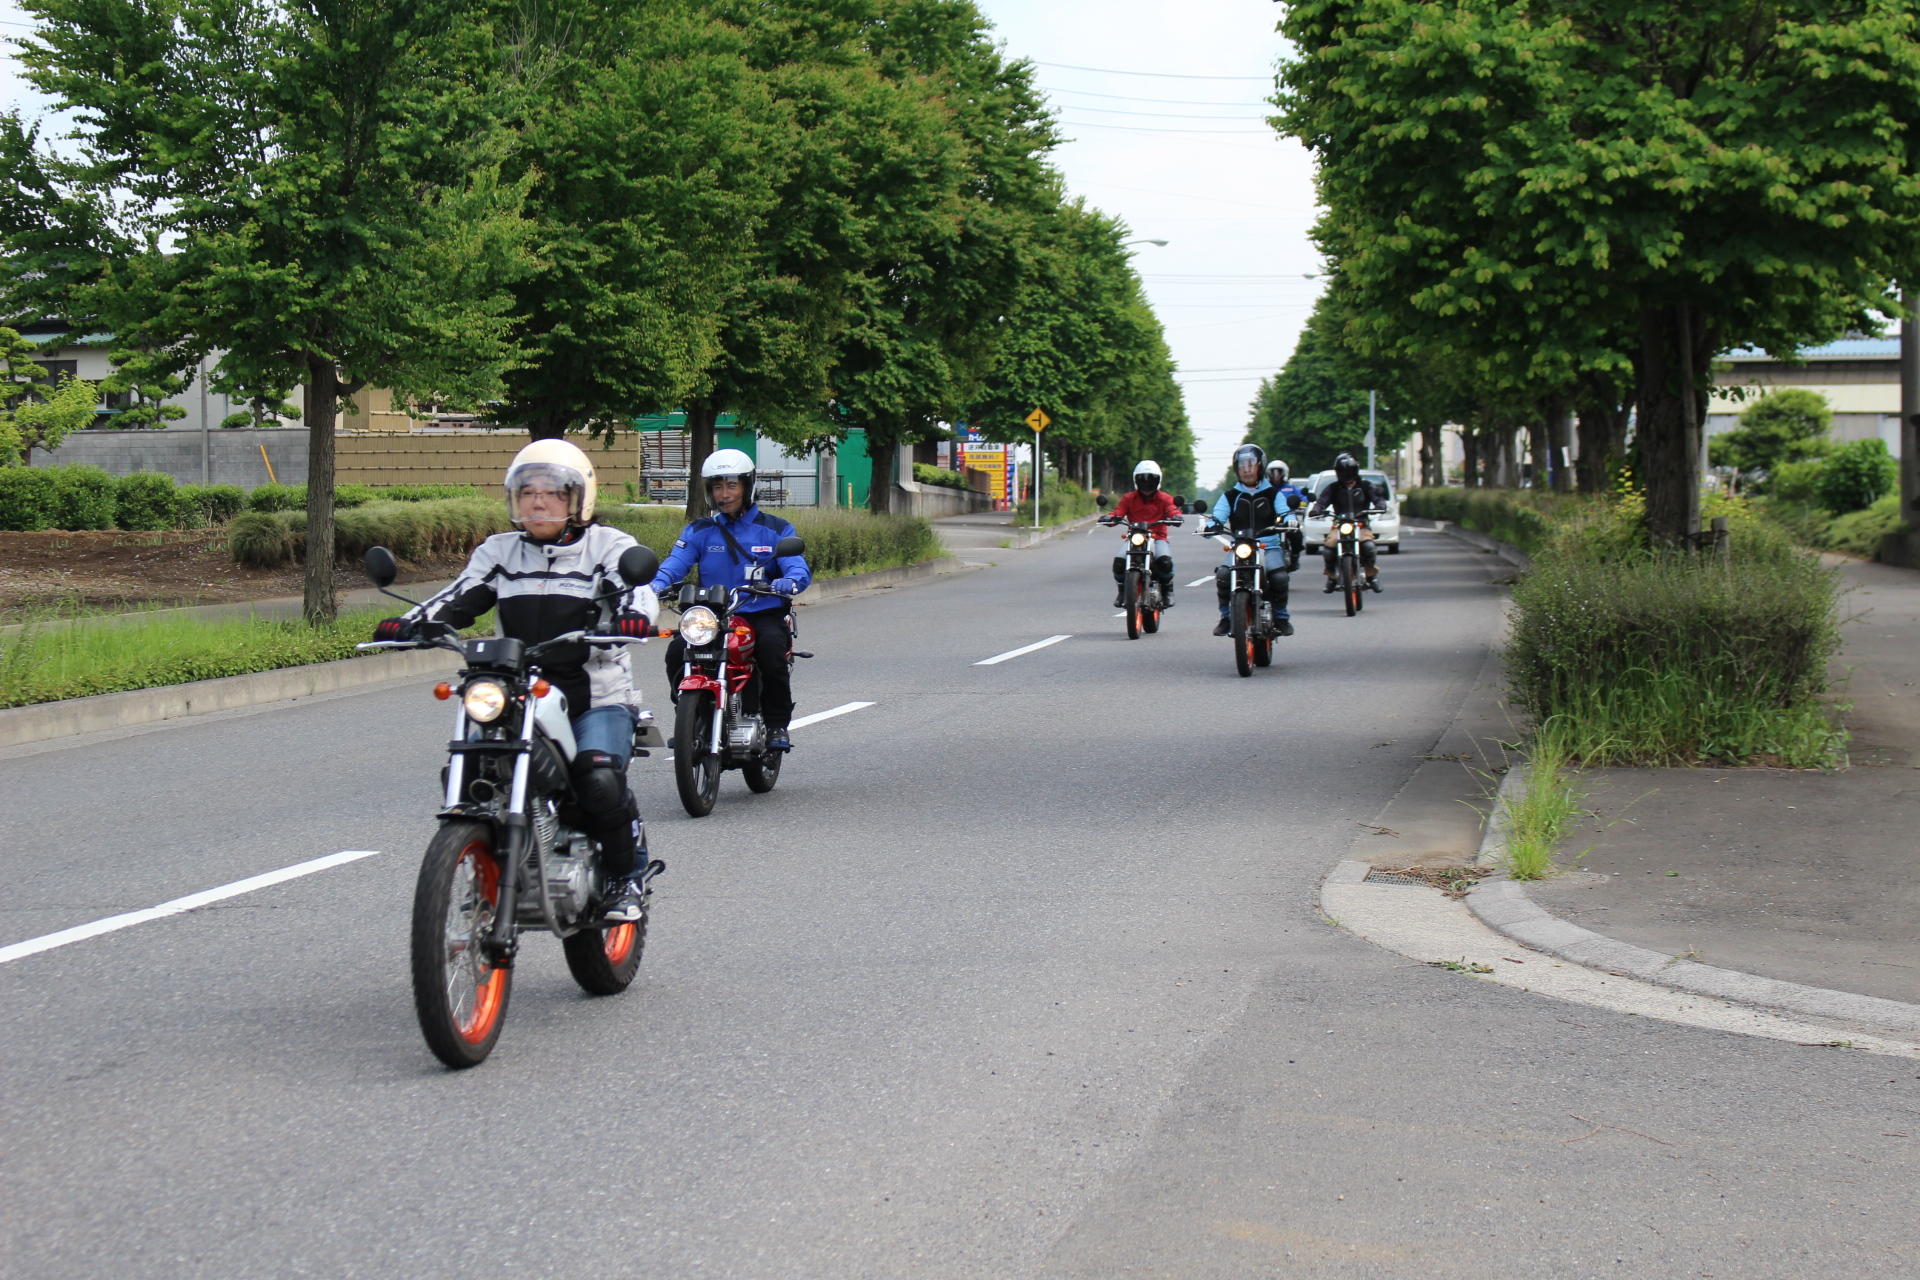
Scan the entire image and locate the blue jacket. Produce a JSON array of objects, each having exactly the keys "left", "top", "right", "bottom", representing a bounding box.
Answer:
[
  {"left": 1212, "top": 481, "right": 1296, "bottom": 552},
  {"left": 649, "top": 505, "right": 812, "bottom": 614}
]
